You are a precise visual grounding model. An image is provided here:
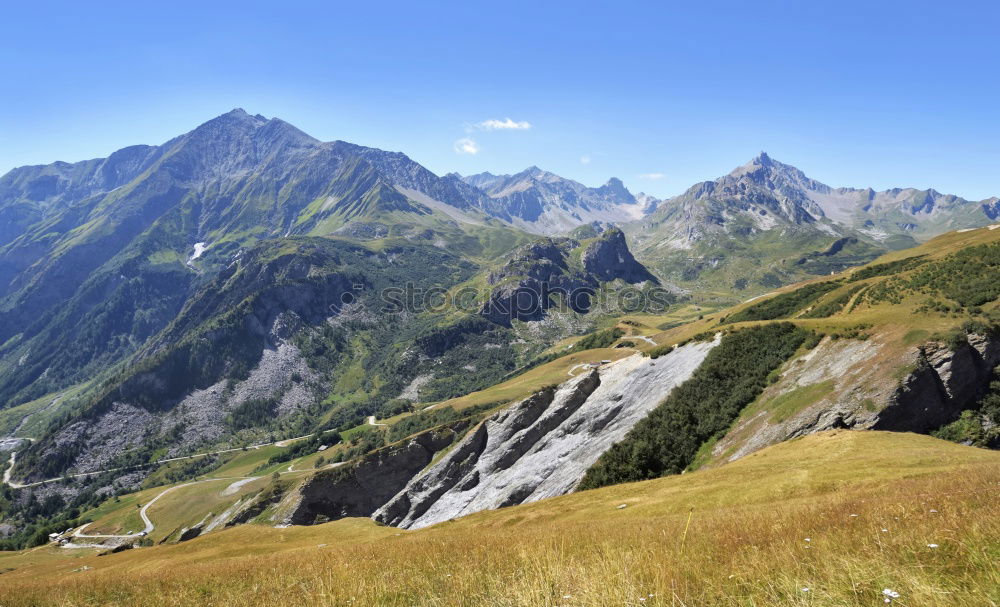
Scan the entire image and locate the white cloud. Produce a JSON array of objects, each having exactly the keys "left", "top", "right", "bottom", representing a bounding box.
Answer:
[
  {"left": 638, "top": 172, "right": 665, "bottom": 180},
  {"left": 478, "top": 118, "right": 532, "bottom": 131},
  {"left": 580, "top": 155, "right": 591, "bottom": 165},
  {"left": 453, "top": 138, "right": 480, "bottom": 155}
]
